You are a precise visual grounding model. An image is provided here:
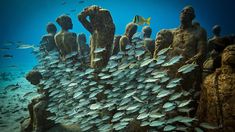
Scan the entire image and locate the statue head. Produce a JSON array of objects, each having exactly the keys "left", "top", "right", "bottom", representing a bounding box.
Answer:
[
  {"left": 26, "top": 70, "right": 42, "bottom": 85},
  {"left": 212, "top": 25, "right": 221, "bottom": 37},
  {"left": 222, "top": 44, "right": 235, "bottom": 67},
  {"left": 125, "top": 22, "right": 138, "bottom": 39},
  {"left": 46, "top": 22, "right": 57, "bottom": 34},
  {"left": 180, "top": 6, "right": 195, "bottom": 25},
  {"left": 142, "top": 26, "right": 152, "bottom": 38},
  {"left": 56, "top": 15, "right": 73, "bottom": 30},
  {"left": 155, "top": 29, "right": 173, "bottom": 46}
]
